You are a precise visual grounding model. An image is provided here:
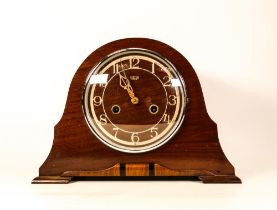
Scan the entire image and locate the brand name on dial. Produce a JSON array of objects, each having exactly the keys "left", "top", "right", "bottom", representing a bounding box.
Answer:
[{"left": 130, "top": 76, "right": 139, "bottom": 80}]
